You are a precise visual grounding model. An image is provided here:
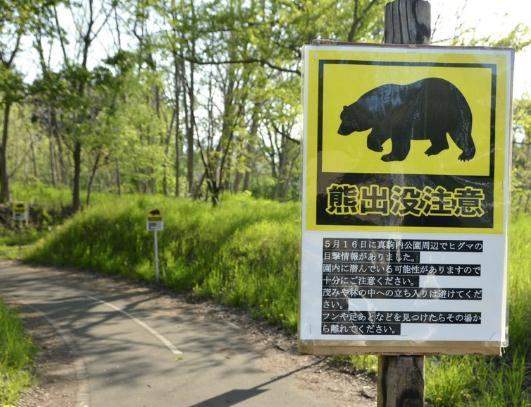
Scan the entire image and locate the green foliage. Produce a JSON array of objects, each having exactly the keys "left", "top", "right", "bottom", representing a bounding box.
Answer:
[
  {"left": 2, "top": 0, "right": 392, "bottom": 205},
  {"left": 0, "top": 227, "right": 46, "bottom": 247},
  {"left": 0, "top": 299, "right": 36, "bottom": 405},
  {"left": 0, "top": 66, "right": 25, "bottom": 105},
  {"left": 491, "top": 23, "right": 531, "bottom": 52},
  {"left": 514, "top": 97, "right": 531, "bottom": 138},
  {"left": 0, "top": 226, "right": 48, "bottom": 259},
  {"left": 28, "top": 193, "right": 301, "bottom": 329},
  {"left": 10, "top": 182, "right": 109, "bottom": 211},
  {"left": 426, "top": 353, "right": 528, "bottom": 407},
  {"left": 348, "top": 354, "right": 378, "bottom": 374},
  {"left": 426, "top": 215, "right": 530, "bottom": 406},
  {"left": 11, "top": 182, "right": 71, "bottom": 210},
  {"left": 25, "top": 192, "right": 530, "bottom": 405},
  {"left": 4, "top": 0, "right": 528, "bottom": 208}
]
